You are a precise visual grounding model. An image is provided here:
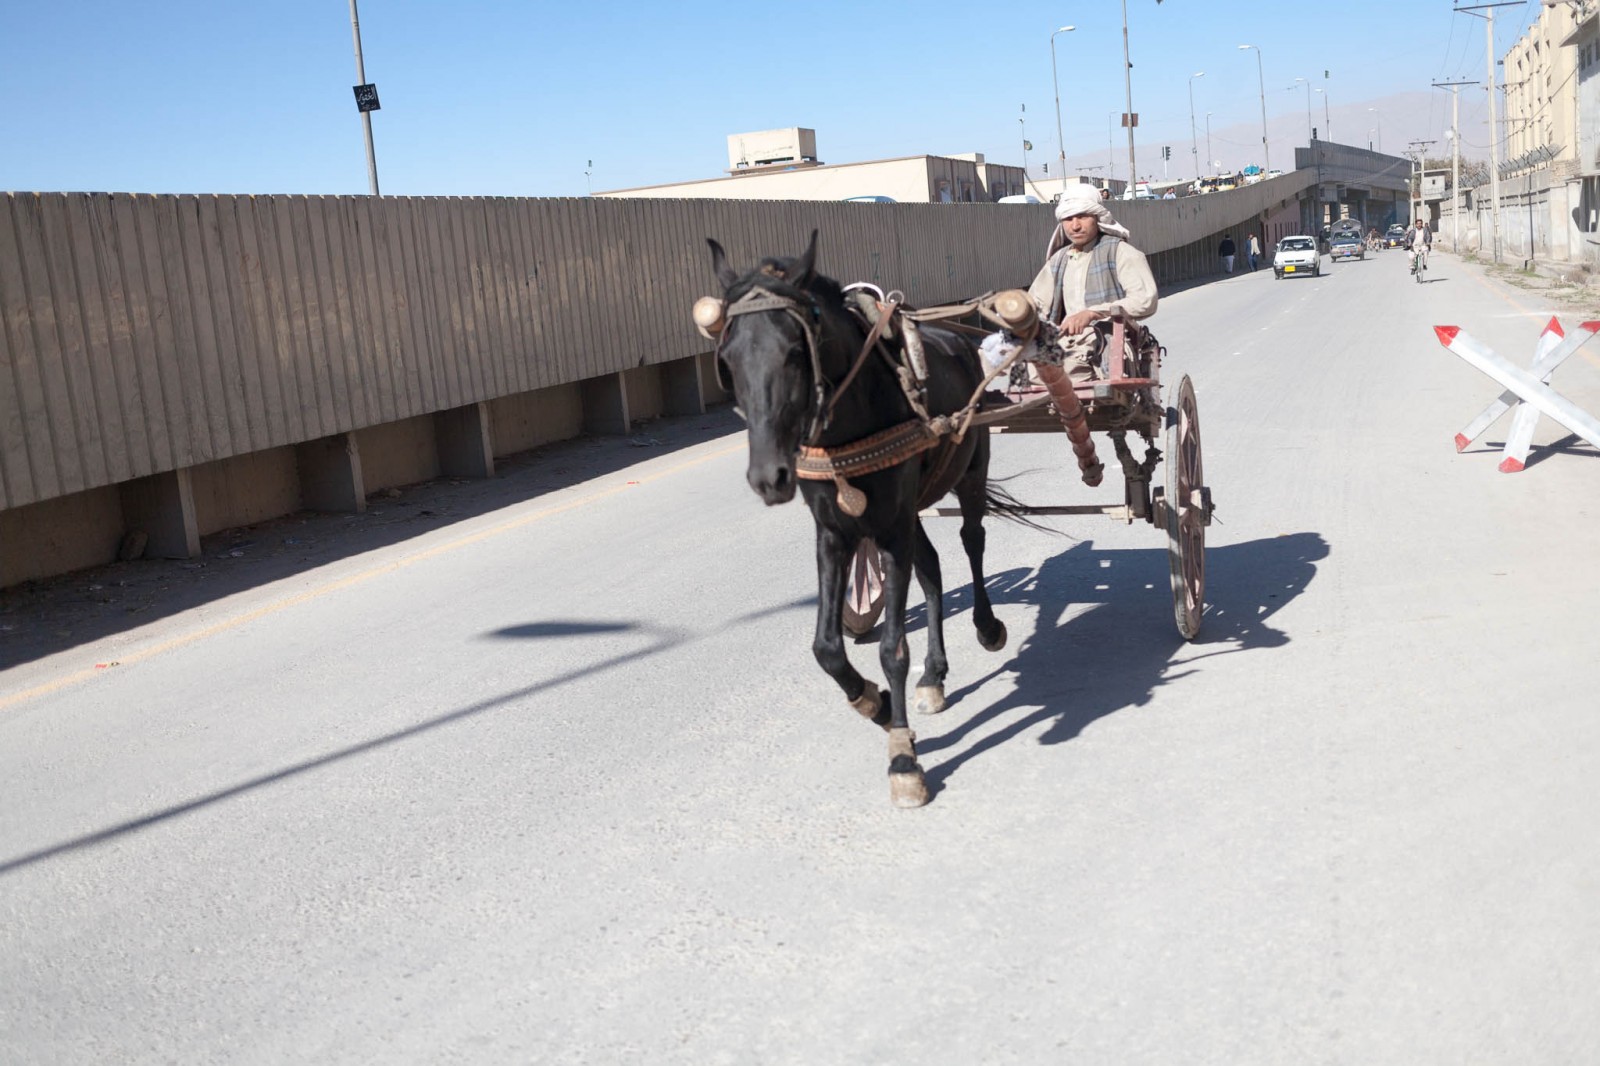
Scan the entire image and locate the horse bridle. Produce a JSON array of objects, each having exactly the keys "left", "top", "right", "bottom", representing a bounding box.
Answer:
[
  {"left": 714, "top": 284, "right": 898, "bottom": 447},
  {"left": 714, "top": 285, "right": 831, "bottom": 444}
]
